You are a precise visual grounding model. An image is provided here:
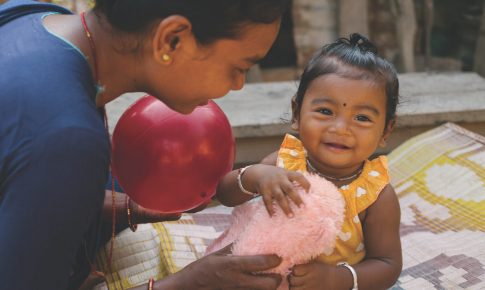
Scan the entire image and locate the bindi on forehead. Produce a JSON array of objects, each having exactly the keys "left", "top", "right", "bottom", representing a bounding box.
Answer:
[{"left": 343, "top": 103, "right": 347, "bottom": 107}]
